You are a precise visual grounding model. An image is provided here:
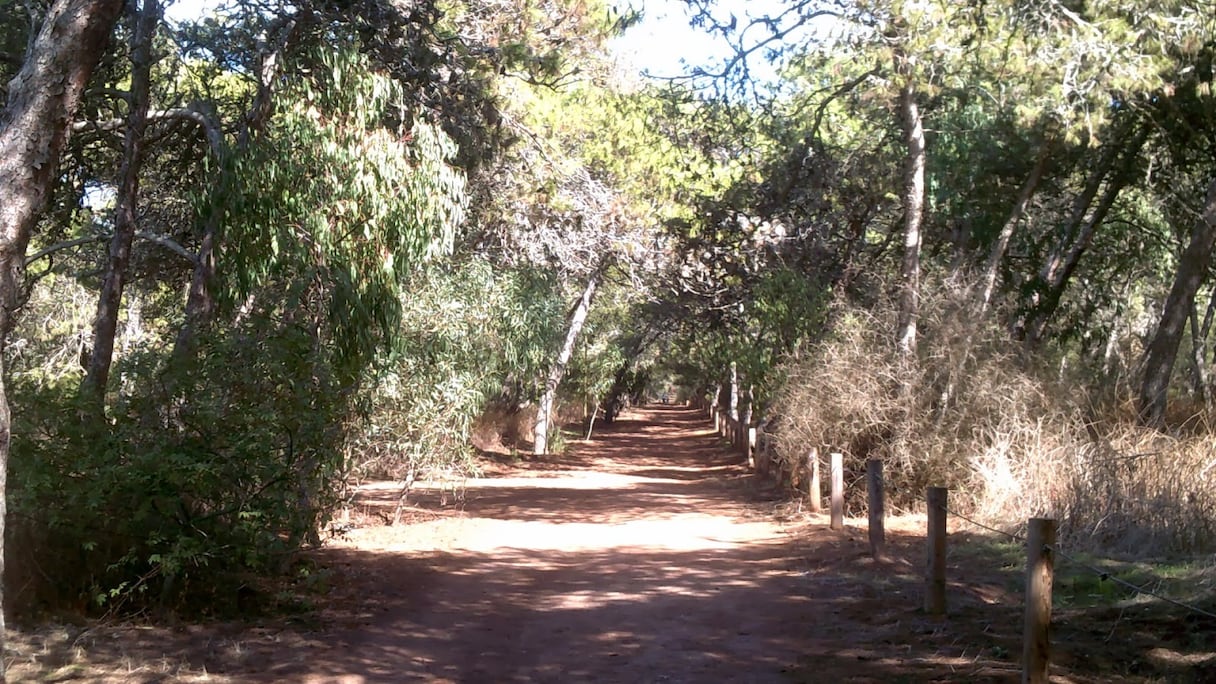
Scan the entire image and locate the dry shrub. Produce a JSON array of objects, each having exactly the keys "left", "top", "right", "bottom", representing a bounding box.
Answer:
[
  {"left": 1057, "top": 428, "right": 1216, "bottom": 554},
  {"left": 471, "top": 403, "right": 529, "bottom": 452},
  {"left": 771, "top": 279, "right": 1216, "bottom": 557}
]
